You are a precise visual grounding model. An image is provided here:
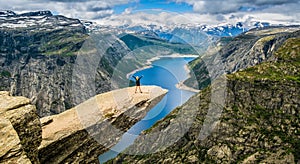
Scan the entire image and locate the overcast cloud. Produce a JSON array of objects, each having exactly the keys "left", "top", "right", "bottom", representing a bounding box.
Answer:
[
  {"left": 0, "top": 0, "right": 299, "bottom": 26},
  {"left": 173, "top": 0, "right": 300, "bottom": 14},
  {"left": 0, "top": 0, "right": 136, "bottom": 19}
]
